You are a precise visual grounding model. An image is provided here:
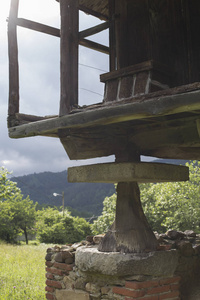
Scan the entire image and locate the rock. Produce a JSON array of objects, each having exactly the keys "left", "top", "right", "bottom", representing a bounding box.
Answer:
[
  {"left": 85, "top": 282, "right": 100, "bottom": 294},
  {"left": 101, "top": 286, "right": 111, "bottom": 295},
  {"left": 176, "top": 241, "right": 194, "bottom": 256},
  {"left": 75, "top": 246, "right": 179, "bottom": 277},
  {"left": 55, "top": 250, "right": 75, "bottom": 263},
  {"left": 86, "top": 236, "right": 94, "bottom": 243},
  {"left": 193, "top": 245, "right": 200, "bottom": 255},
  {"left": 184, "top": 230, "right": 196, "bottom": 237},
  {"left": 45, "top": 252, "right": 53, "bottom": 261},
  {"left": 72, "top": 242, "right": 83, "bottom": 250},
  {"left": 93, "top": 234, "right": 105, "bottom": 244},
  {"left": 166, "top": 230, "right": 185, "bottom": 240},
  {"left": 56, "top": 289, "right": 90, "bottom": 300},
  {"left": 154, "top": 232, "right": 164, "bottom": 243},
  {"left": 47, "top": 247, "right": 54, "bottom": 253}
]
